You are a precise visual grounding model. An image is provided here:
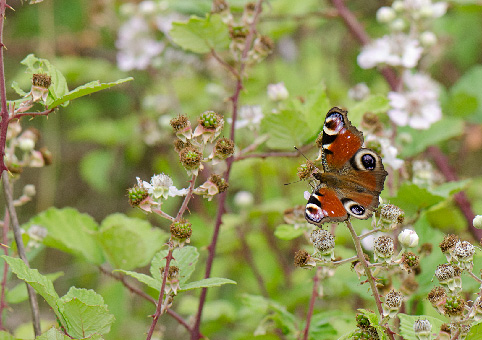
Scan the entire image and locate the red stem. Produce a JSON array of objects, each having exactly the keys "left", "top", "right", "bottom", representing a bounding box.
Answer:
[
  {"left": 8, "top": 108, "right": 54, "bottom": 123},
  {"left": 190, "top": 2, "right": 265, "bottom": 339},
  {"left": 301, "top": 267, "right": 320, "bottom": 340},
  {"left": 0, "top": 0, "right": 9, "bottom": 173},
  {"left": 0, "top": 209, "right": 9, "bottom": 330}
]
